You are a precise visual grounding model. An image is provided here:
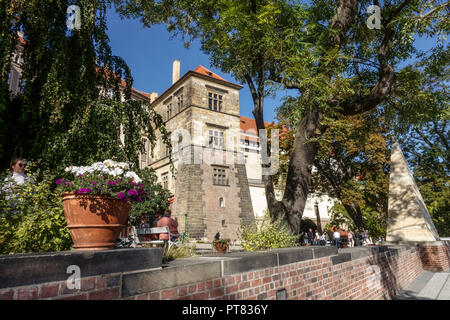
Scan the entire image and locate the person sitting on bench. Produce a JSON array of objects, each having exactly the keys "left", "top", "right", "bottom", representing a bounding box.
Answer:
[{"left": 156, "top": 209, "right": 179, "bottom": 242}]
